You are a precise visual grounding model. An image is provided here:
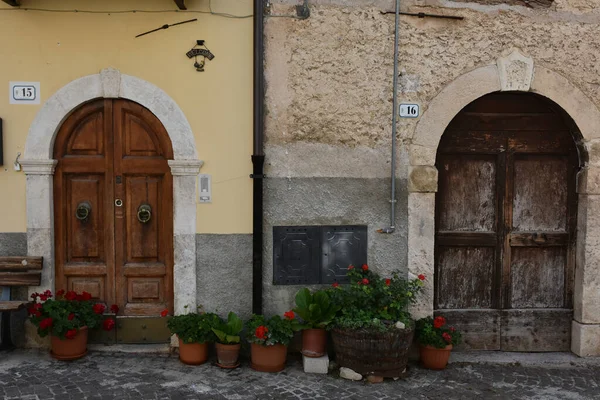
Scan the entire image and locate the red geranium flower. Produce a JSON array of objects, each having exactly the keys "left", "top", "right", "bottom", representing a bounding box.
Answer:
[
  {"left": 110, "top": 304, "right": 119, "bottom": 314},
  {"left": 255, "top": 325, "right": 268, "bottom": 340},
  {"left": 43, "top": 289, "right": 52, "bottom": 297},
  {"left": 92, "top": 303, "right": 106, "bottom": 314},
  {"left": 362, "top": 278, "right": 369, "bottom": 285},
  {"left": 418, "top": 274, "right": 426, "bottom": 281},
  {"left": 65, "top": 291, "right": 77, "bottom": 301},
  {"left": 30, "top": 292, "right": 39, "bottom": 300},
  {"left": 450, "top": 327, "right": 456, "bottom": 332},
  {"left": 332, "top": 282, "right": 339, "bottom": 288},
  {"left": 103, "top": 318, "right": 115, "bottom": 331},
  {"left": 65, "top": 329, "right": 78, "bottom": 339},
  {"left": 56, "top": 289, "right": 65, "bottom": 297},
  {"left": 385, "top": 278, "right": 391, "bottom": 286},
  {"left": 442, "top": 332, "right": 452, "bottom": 343},
  {"left": 39, "top": 294, "right": 48, "bottom": 301},
  {"left": 81, "top": 291, "right": 92, "bottom": 301},
  {"left": 348, "top": 265, "right": 354, "bottom": 270},
  {"left": 39, "top": 317, "right": 53, "bottom": 330},
  {"left": 284, "top": 310, "right": 295, "bottom": 320},
  {"left": 433, "top": 316, "right": 446, "bottom": 329},
  {"left": 68, "top": 313, "right": 75, "bottom": 321},
  {"left": 160, "top": 309, "right": 169, "bottom": 317},
  {"left": 362, "top": 264, "right": 369, "bottom": 271}
]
